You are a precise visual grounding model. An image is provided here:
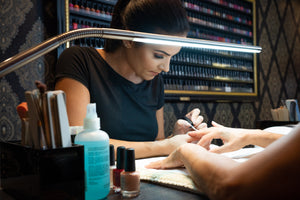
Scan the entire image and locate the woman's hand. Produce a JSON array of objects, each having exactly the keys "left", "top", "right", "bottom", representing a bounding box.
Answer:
[
  {"left": 188, "top": 121, "right": 249, "bottom": 153},
  {"left": 173, "top": 108, "right": 207, "bottom": 135}
]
